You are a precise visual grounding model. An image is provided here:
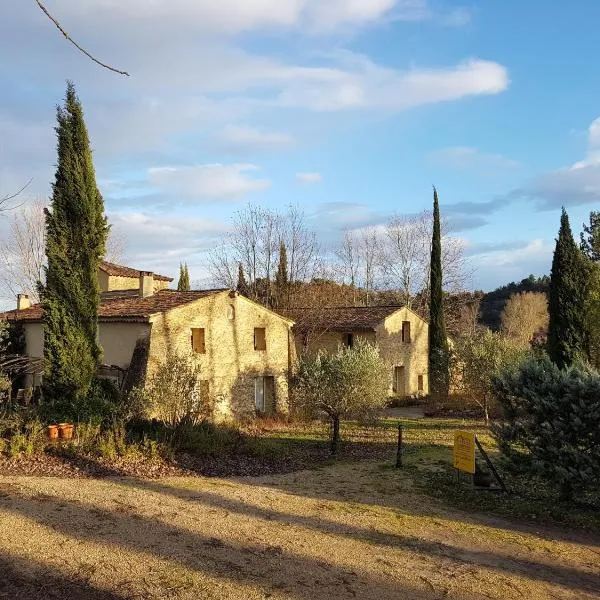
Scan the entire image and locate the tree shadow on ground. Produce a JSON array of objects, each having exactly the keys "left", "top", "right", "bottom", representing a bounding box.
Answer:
[
  {"left": 0, "top": 554, "right": 128, "bottom": 599},
  {"left": 0, "top": 487, "right": 435, "bottom": 600},
  {"left": 109, "top": 475, "right": 600, "bottom": 596}
]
